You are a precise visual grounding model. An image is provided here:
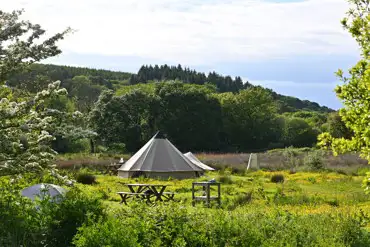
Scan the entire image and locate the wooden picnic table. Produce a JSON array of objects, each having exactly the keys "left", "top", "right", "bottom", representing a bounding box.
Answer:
[
  {"left": 104, "top": 163, "right": 121, "bottom": 175},
  {"left": 117, "top": 183, "right": 175, "bottom": 205}
]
